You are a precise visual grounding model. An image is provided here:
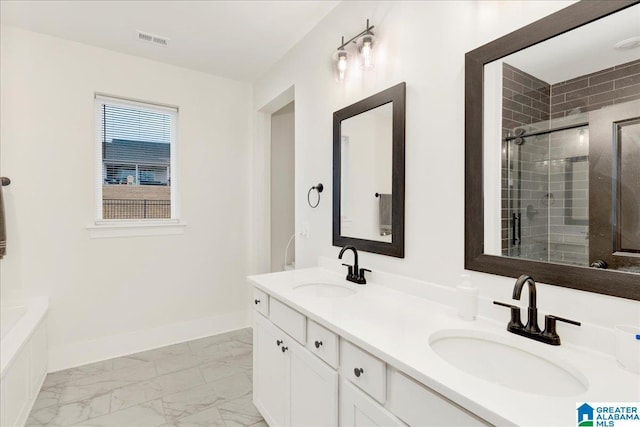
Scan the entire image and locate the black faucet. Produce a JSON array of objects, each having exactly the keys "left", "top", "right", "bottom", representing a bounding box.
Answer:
[
  {"left": 494, "top": 275, "right": 580, "bottom": 345},
  {"left": 338, "top": 246, "right": 370, "bottom": 285},
  {"left": 513, "top": 275, "right": 541, "bottom": 334}
]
